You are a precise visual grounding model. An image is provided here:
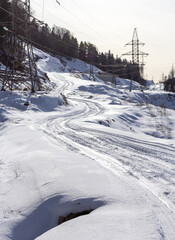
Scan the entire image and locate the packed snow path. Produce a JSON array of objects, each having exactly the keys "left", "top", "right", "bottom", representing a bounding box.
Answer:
[
  {"left": 1, "top": 69, "right": 175, "bottom": 240},
  {"left": 33, "top": 73, "right": 175, "bottom": 238},
  {"left": 38, "top": 73, "right": 175, "bottom": 210}
]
